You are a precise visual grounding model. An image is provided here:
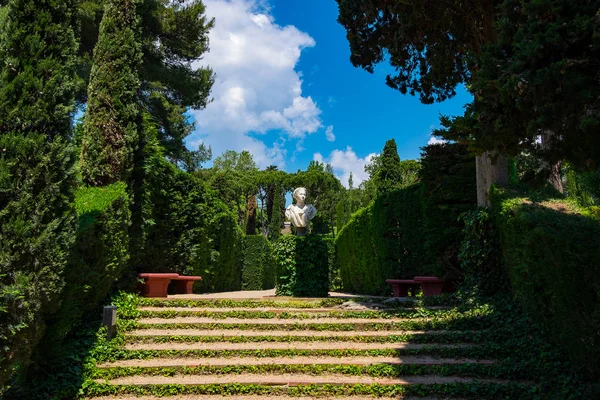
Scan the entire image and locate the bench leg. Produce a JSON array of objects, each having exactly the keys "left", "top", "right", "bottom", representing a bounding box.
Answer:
[
  {"left": 421, "top": 282, "right": 444, "bottom": 296},
  {"left": 143, "top": 278, "right": 171, "bottom": 298},
  {"left": 175, "top": 280, "right": 194, "bottom": 294},
  {"left": 391, "top": 284, "right": 409, "bottom": 297}
]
